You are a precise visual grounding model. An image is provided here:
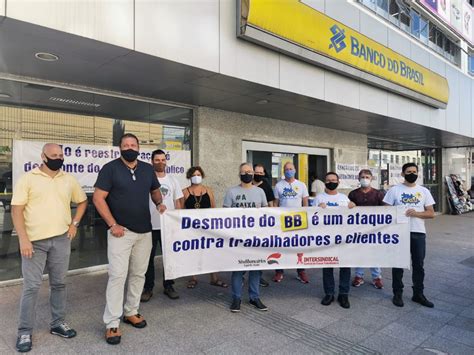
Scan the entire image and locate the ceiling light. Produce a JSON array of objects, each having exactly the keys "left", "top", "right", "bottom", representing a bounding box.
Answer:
[
  {"left": 181, "top": 118, "right": 190, "bottom": 121},
  {"left": 0, "top": 93, "right": 11, "bottom": 98},
  {"left": 256, "top": 99, "right": 269, "bottom": 105},
  {"left": 35, "top": 52, "right": 59, "bottom": 62},
  {"left": 49, "top": 96, "right": 100, "bottom": 107}
]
